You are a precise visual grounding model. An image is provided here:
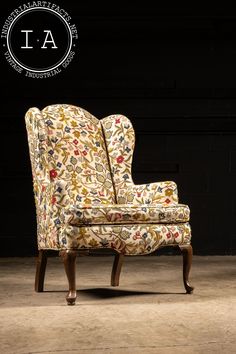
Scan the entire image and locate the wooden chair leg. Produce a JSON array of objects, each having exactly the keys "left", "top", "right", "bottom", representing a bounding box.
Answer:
[
  {"left": 179, "top": 244, "right": 194, "bottom": 294},
  {"left": 111, "top": 253, "right": 124, "bottom": 286},
  {"left": 35, "top": 250, "right": 48, "bottom": 292},
  {"left": 60, "top": 250, "right": 77, "bottom": 305}
]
